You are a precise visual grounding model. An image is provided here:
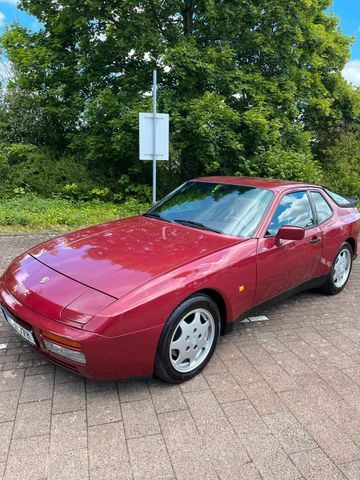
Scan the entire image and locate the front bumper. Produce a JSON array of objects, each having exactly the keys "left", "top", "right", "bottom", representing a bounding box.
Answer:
[{"left": 0, "top": 278, "right": 162, "bottom": 380}]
